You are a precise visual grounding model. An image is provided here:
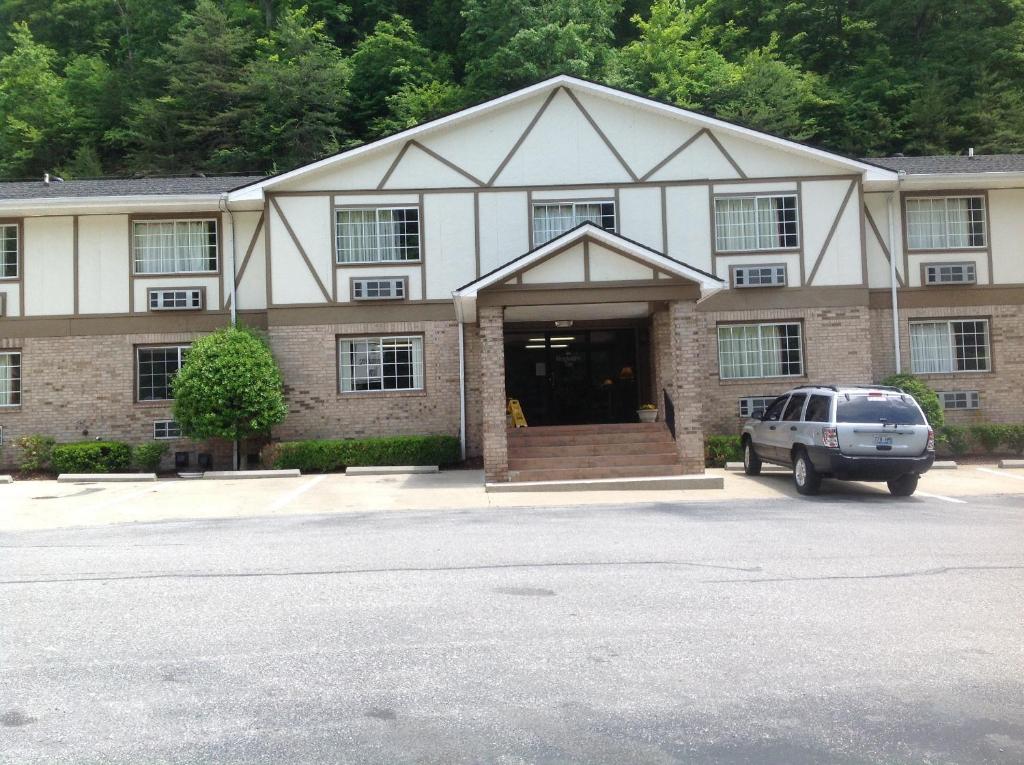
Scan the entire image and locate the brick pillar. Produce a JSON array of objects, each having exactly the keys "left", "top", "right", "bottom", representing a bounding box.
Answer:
[
  {"left": 650, "top": 308, "right": 670, "bottom": 418},
  {"left": 478, "top": 306, "right": 509, "bottom": 482},
  {"left": 669, "top": 300, "right": 705, "bottom": 474}
]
